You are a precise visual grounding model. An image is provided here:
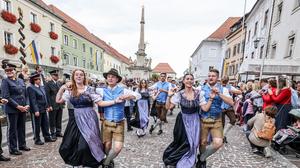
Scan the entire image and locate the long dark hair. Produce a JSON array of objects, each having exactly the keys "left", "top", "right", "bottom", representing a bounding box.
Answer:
[
  {"left": 180, "top": 73, "right": 194, "bottom": 91},
  {"left": 138, "top": 79, "right": 148, "bottom": 91}
]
